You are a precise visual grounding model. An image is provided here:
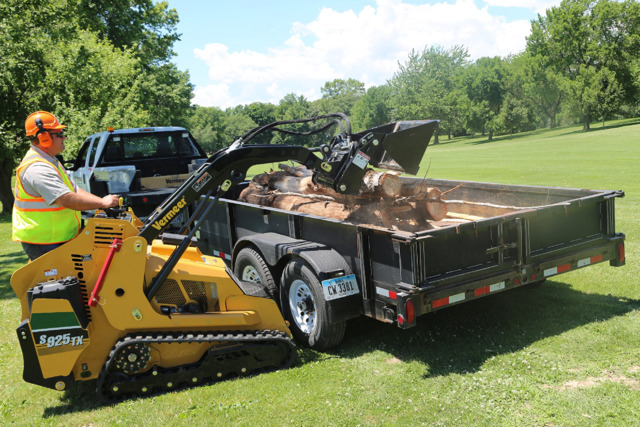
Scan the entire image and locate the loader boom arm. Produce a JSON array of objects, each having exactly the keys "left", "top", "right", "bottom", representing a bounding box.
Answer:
[
  {"left": 138, "top": 115, "right": 439, "bottom": 244},
  {"left": 138, "top": 144, "right": 322, "bottom": 243}
]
